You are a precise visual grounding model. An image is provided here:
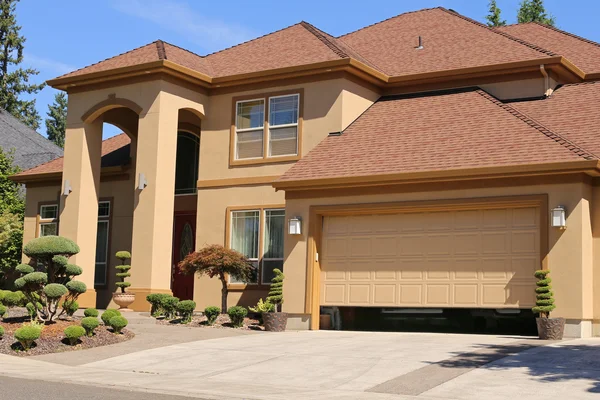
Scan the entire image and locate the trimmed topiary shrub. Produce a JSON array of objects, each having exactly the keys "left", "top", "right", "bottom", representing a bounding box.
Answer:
[
  {"left": 532, "top": 270, "right": 556, "bottom": 318},
  {"left": 160, "top": 295, "right": 179, "bottom": 319},
  {"left": 0, "top": 326, "right": 4, "bottom": 338},
  {"left": 84, "top": 308, "right": 99, "bottom": 318},
  {"left": 204, "top": 306, "right": 220, "bottom": 325},
  {"left": 0, "top": 304, "right": 7, "bottom": 319},
  {"left": 109, "top": 316, "right": 128, "bottom": 334},
  {"left": 15, "top": 263, "right": 34, "bottom": 275},
  {"left": 227, "top": 306, "right": 247, "bottom": 328},
  {"left": 23, "top": 236, "right": 80, "bottom": 258},
  {"left": 64, "top": 325, "right": 86, "bottom": 345},
  {"left": 25, "top": 302, "right": 42, "bottom": 320},
  {"left": 14, "top": 325, "right": 42, "bottom": 350},
  {"left": 266, "top": 269, "right": 284, "bottom": 312},
  {"left": 146, "top": 293, "right": 170, "bottom": 317},
  {"left": 114, "top": 251, "right": 132, "bottom": 293},
  {"left": 62, "top": 300, "right": 78, "bottom": 317},
  {"left": 3, "top": 291, "right": 25, "bottom": 307},
  {"left": 43, "top": 283, "right": 68, "bottom": 299},
  {"left": 176, "top": 300, "right": 196, "bottom": 324},
  {"left": 0, "top": 290, "right": 7, "bottom": 303},
  {"left": 81, "top": 317, "right": 99, "bottom": 337},
  {"left": 101, "top": 309, "right": 121, "bottom": 326}
]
